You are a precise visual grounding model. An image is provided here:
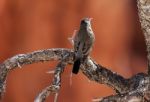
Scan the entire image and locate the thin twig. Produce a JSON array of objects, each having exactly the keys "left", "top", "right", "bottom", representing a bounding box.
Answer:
[{"left": 34, "top": 59, "right": 67, "bottom": 102}]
